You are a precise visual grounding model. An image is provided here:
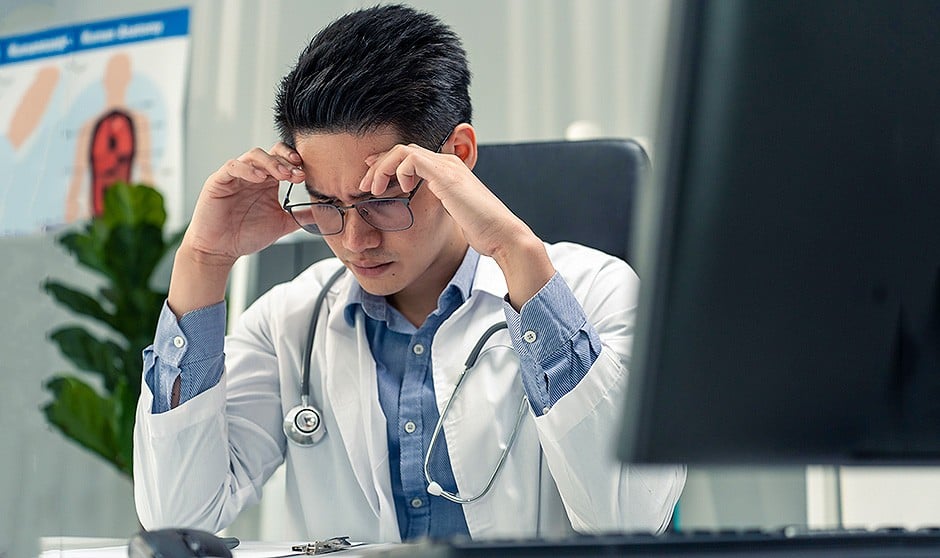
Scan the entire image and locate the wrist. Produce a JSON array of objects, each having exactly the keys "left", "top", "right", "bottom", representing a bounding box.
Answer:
[
  {"left": 177, "top": 239, "right": 238, "bottom": 270},
  {"left": 167, "top": 244, "right": 233, "bottom": 317},
  {"left": 491, "top": 230, "right": 555, "bottom": 311}
]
